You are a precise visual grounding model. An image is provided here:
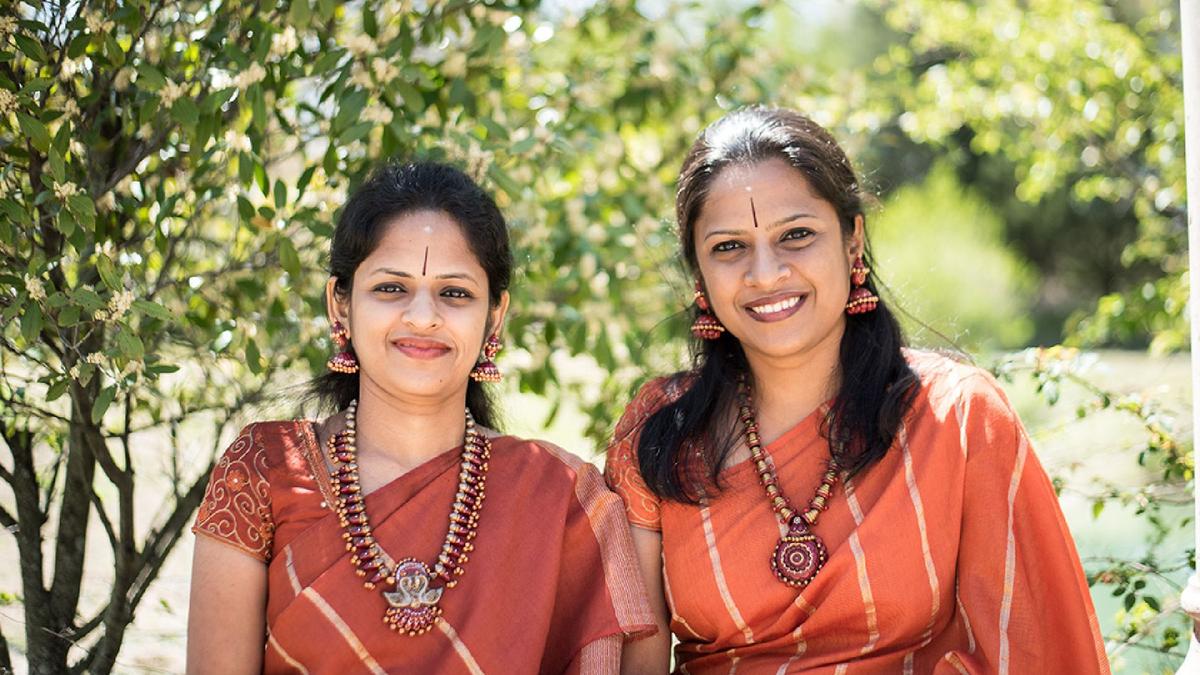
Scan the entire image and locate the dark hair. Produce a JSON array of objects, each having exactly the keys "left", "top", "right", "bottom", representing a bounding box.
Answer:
[
  {"left": 309, "top": 161, "right": 513, "bottom": 429},
  {"left": 636, "top": 106, "right": 919, "bottom": 502}
]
